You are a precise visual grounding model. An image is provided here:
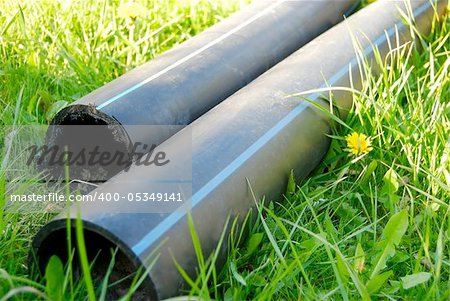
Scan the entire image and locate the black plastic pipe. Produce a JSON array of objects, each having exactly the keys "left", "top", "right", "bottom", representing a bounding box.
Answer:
[
  {"left": 31, "top": 0, "right": 447, "bottom": 300},
  {"left": 46, "top": 0, "right": 357, "bottom": 182}
]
